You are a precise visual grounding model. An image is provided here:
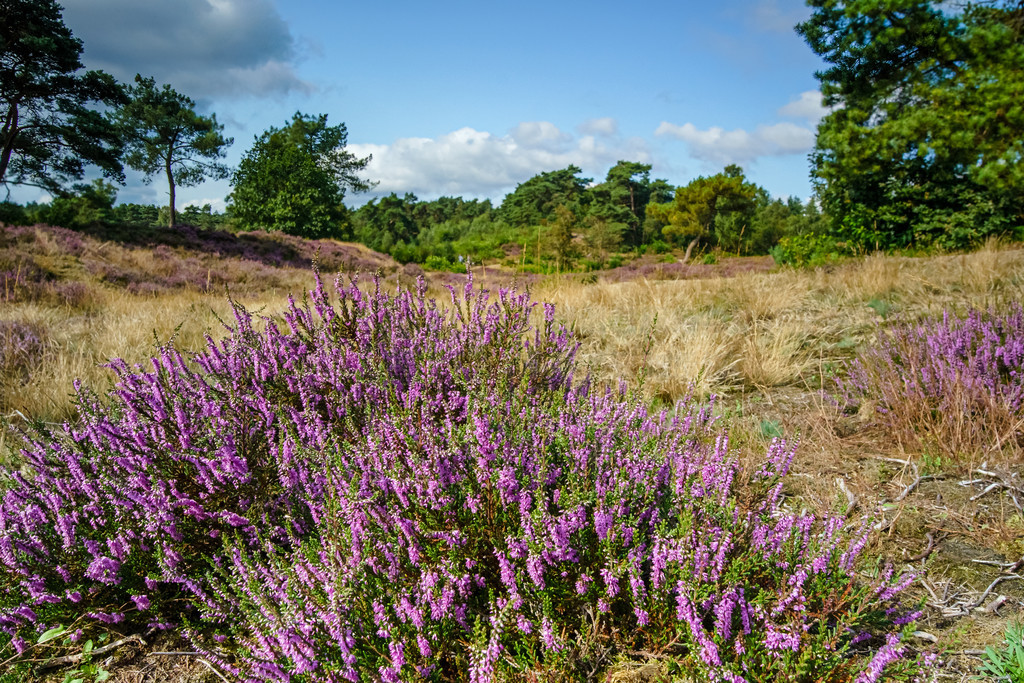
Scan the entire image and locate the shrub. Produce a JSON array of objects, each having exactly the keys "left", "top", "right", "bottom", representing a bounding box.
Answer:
[
  {"left": 841, "top": 304, "right": 1024, "bottom": 462},
  {"left": 771, "top": 233, "right": 852, "bottom": 268},
  {"left": 648, "top": 240, "right": 672, "bottom": 255},
  {"left": 1, "top": 274, "right": 926, "bottom": 681}
]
